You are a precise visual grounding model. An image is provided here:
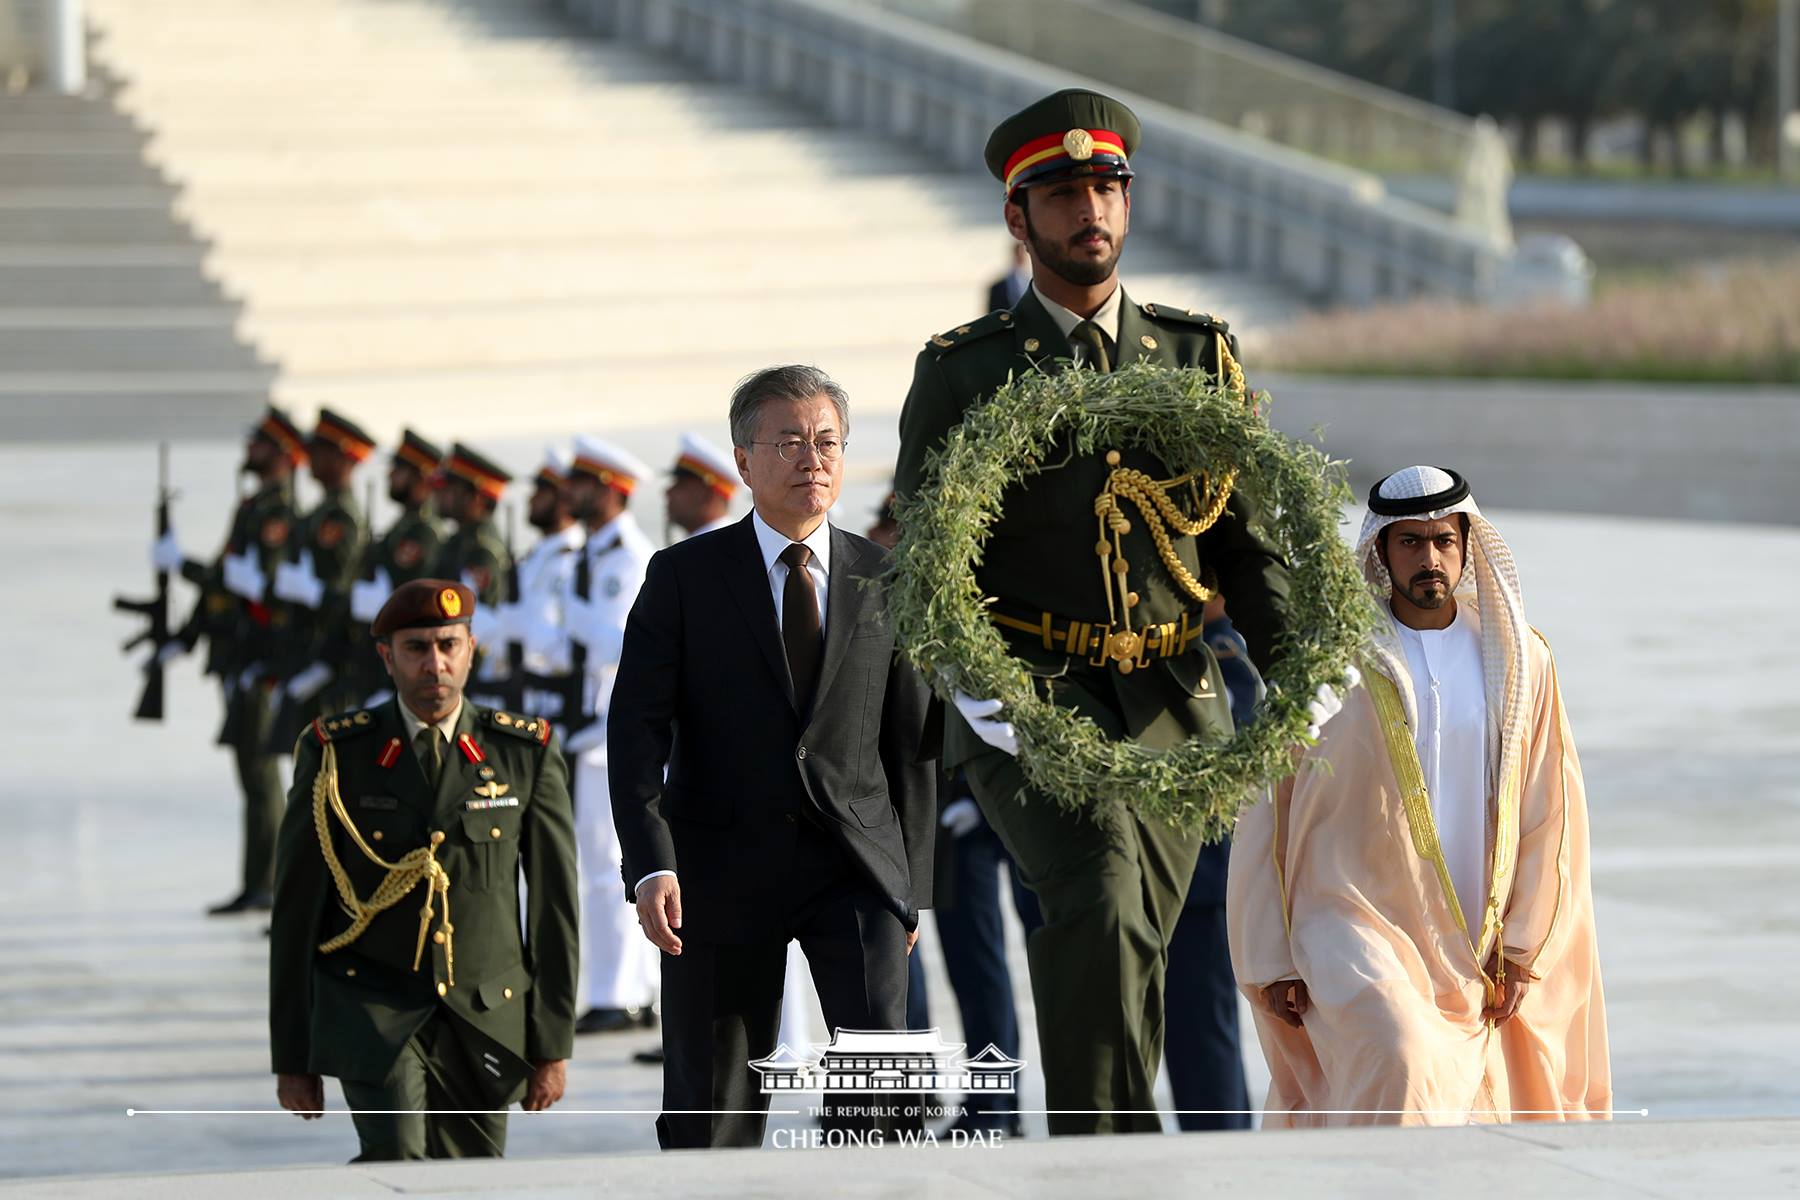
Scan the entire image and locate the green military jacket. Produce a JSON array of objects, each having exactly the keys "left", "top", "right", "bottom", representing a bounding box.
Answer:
[
  {"left": 368, "top": 502, "right": 445, "bottom": 587},
  {"left": 895, "top": 286, "right": 1292, "bottom": 766},
  {"left": 269, "top": 486, "right": 369, "bottom": 677},
  {"left": 269, "top": 698, "right": 579, "bottom": 1101},
  {"left": 341, "top": 504, "right": 447, "bottom": 699},
  {"left": 181, "top": 477, "right": 294, "bottom": 680},
  {"left": 435, "top": 516, "right": 510, "bottom": 610}
]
